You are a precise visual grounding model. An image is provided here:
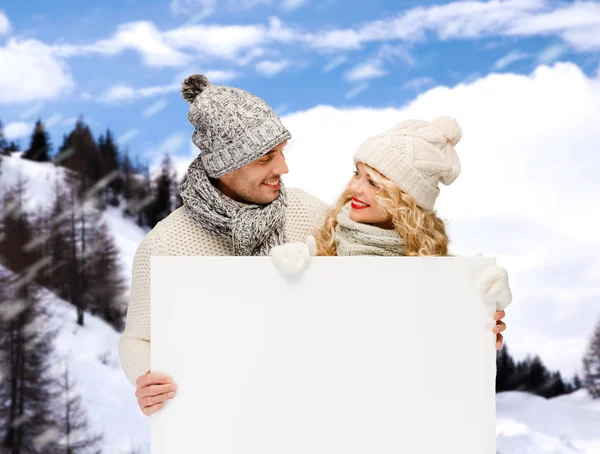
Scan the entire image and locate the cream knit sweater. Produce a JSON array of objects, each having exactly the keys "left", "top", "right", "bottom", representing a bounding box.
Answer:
[{"left": 118, "top": 188, "right": 329, "bottom": 387}]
